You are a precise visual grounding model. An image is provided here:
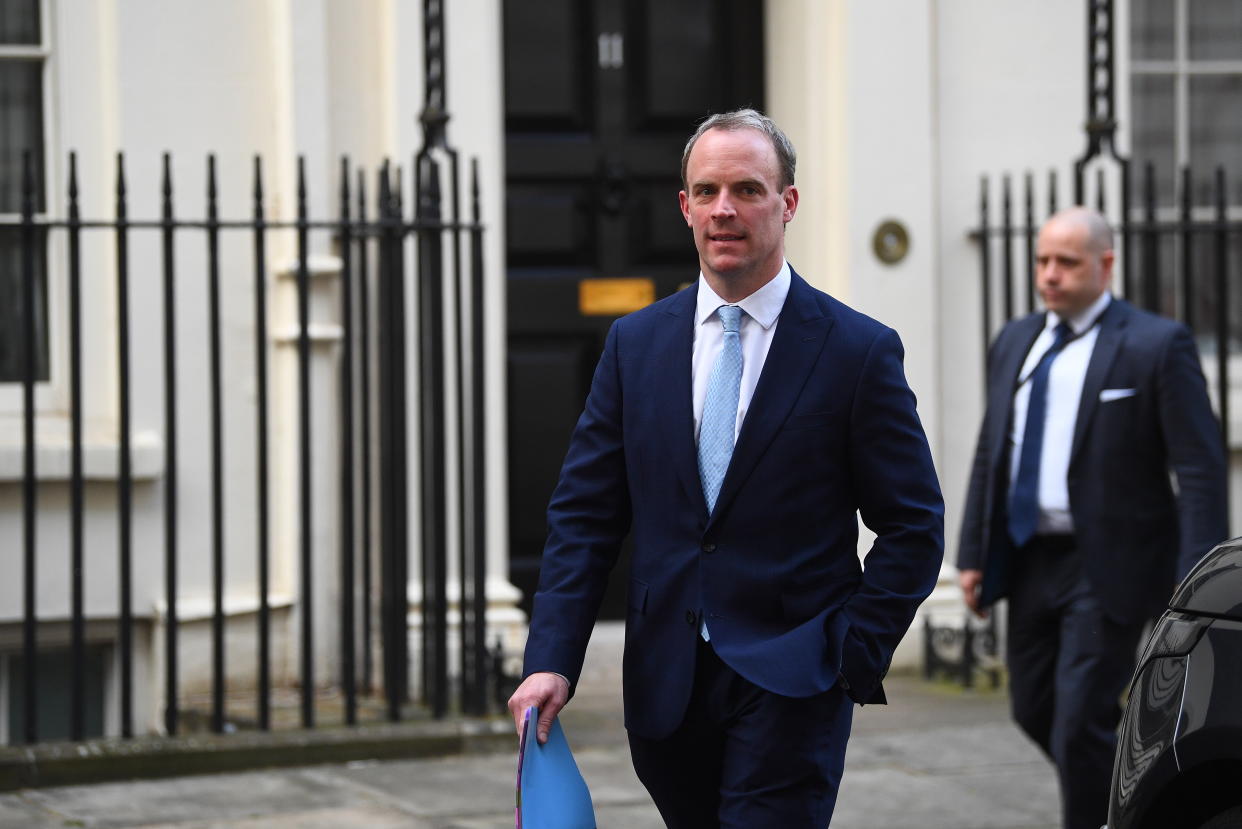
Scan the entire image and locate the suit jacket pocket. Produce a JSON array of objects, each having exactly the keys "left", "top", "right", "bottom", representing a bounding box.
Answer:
[
  {"left": 1094, "top": 386, "right": 1143, "bottom": 447},
  {"left": 781, "top": 590, "right": 834, "bottom": 624},
  {"left": 1099, "top": 387, "right": 1138, "bottom": 403},
  {"left": 782, "top": 410, "right": 835, "bottom": 431},
  {"left": 628, "top": 578, "right": 649, "bottom": 615}
]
